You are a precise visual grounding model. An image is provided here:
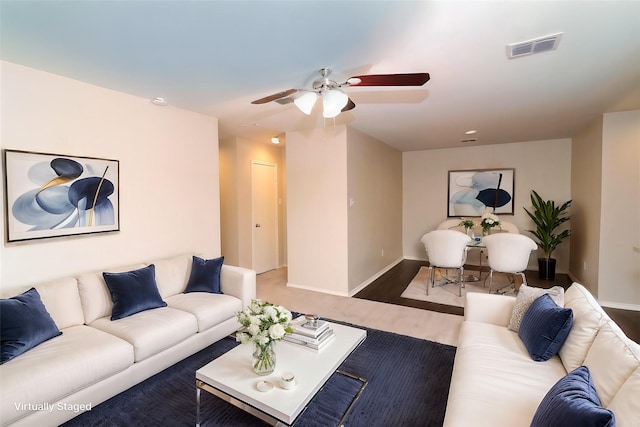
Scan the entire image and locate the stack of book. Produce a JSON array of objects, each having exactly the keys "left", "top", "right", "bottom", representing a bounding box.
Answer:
[{"left": 284, "top": 318, "right": 335, "bottom": 350}]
